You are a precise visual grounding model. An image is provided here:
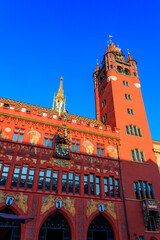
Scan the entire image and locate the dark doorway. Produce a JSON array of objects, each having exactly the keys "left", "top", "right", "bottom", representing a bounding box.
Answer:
[
  {"left": 0, "top": 208, "right": 21, "bottom": 240},
  {"left": 93, "top": 231, "right": 107, "bottom": 240},
  {"left": 47, "top": 229, "right": 63, "bottom": 240},
  {"left": 87, "top": 215, "right": 114, "bottom": 240},
  {"left": 38, "top": 212, "right": 71, "bottom": 240}
]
